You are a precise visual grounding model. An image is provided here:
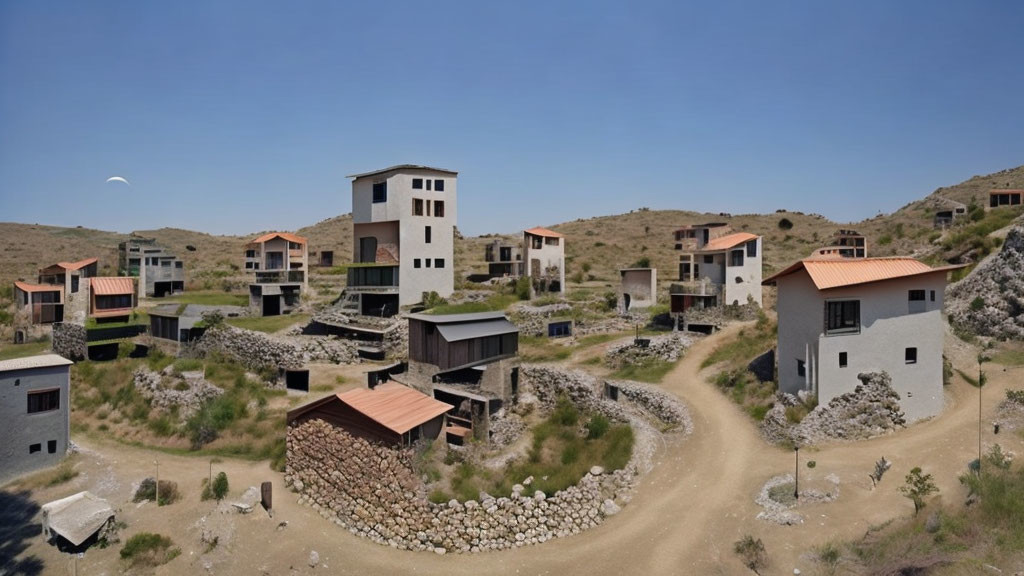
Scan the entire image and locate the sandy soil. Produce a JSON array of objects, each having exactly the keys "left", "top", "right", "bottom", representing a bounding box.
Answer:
[{"left": 6, "top": 325, "right": 1024, "bottom": 575}]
